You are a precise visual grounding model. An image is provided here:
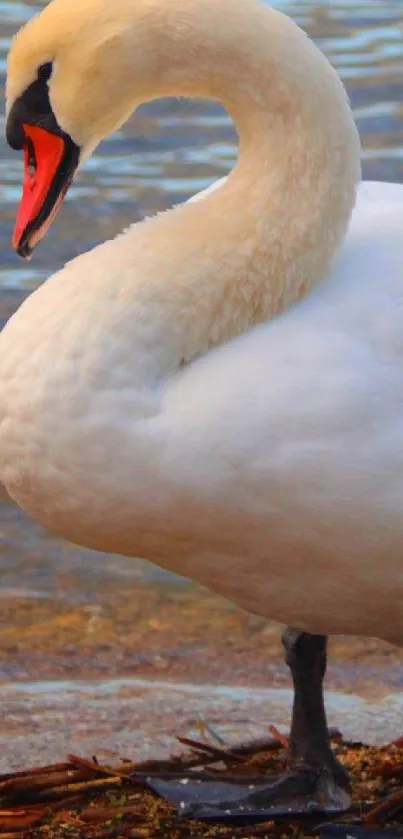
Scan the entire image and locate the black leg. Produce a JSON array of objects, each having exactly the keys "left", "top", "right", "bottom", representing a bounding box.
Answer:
[
  {"left": 282, "top": 628, "right": 352, "bottom": 796},
  {"left": 144, "top": 628, "right": 352, "bottom": 820},
  {"left": 219, "top": 628, "right": 352, "bottom": 817}
]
